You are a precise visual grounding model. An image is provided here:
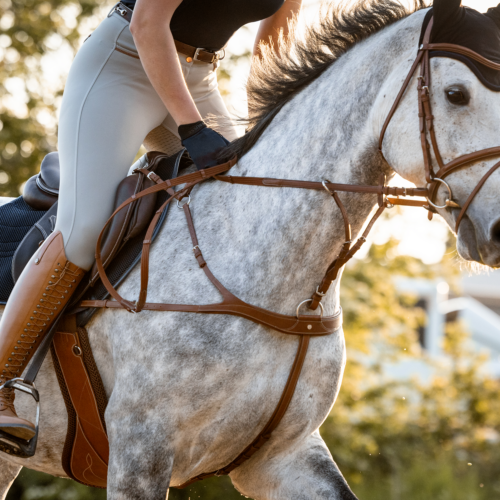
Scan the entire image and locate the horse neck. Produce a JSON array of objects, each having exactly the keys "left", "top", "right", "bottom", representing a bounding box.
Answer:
[{"left": 194, "top": 14, "right": 422, "bottom": 315}]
